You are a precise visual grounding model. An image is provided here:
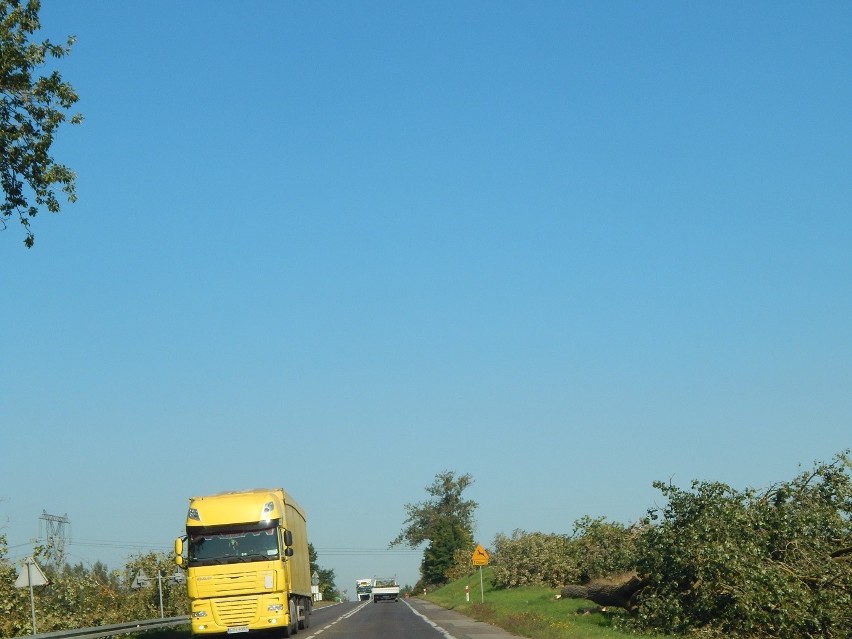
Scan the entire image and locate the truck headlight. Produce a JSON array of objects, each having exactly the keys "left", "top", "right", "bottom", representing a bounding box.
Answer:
[
  {"left": 267, "top": 604, "right": 283, "bottom": 612},
  {"left": 192, "top": 611, "right": 207, "bottom": 618}
]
